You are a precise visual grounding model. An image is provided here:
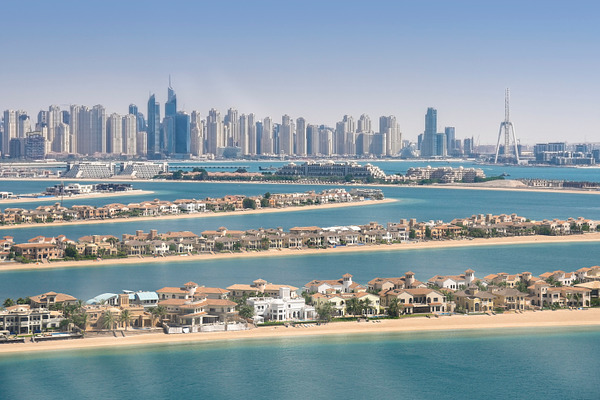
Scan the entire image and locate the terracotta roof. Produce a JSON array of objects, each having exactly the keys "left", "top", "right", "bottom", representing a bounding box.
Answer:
[
  {"left": 156, "top": 287, "right": 188, "bottom": 294},
  {"left": 29, "top": 292, "right": 77, "bottom": 303}
]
